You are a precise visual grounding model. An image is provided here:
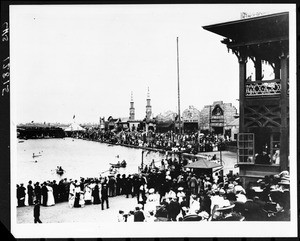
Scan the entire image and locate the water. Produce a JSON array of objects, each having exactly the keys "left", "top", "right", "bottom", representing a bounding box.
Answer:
[{"left": 16, "top": 138, "right": 166, "bottom": 184}]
